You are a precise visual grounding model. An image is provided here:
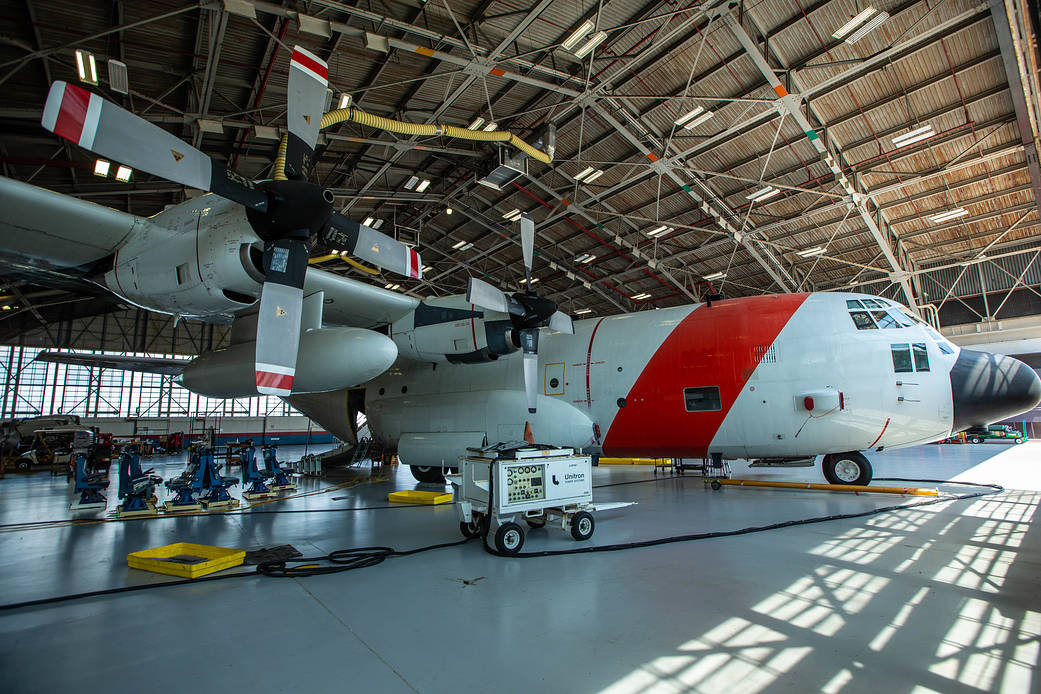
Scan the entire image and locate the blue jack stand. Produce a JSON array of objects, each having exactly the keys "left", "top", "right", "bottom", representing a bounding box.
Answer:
[
  {"left": 117, "top": 449, "right": 162, "bottom": 518},
  {"left": 161, "top": 448, "right": 205, "bottom": 512},
  {"left": 241, "top": 445, "right": 276, "bottom": 500},
  {"left": 263, "top": 446, "right": 297, "bottom": 491},
  {"left": 69, "top": 453, "right": 108, "bottom": 511},
  {"left": 199, "top": 448, "right": 239, "bottom": 508}
]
